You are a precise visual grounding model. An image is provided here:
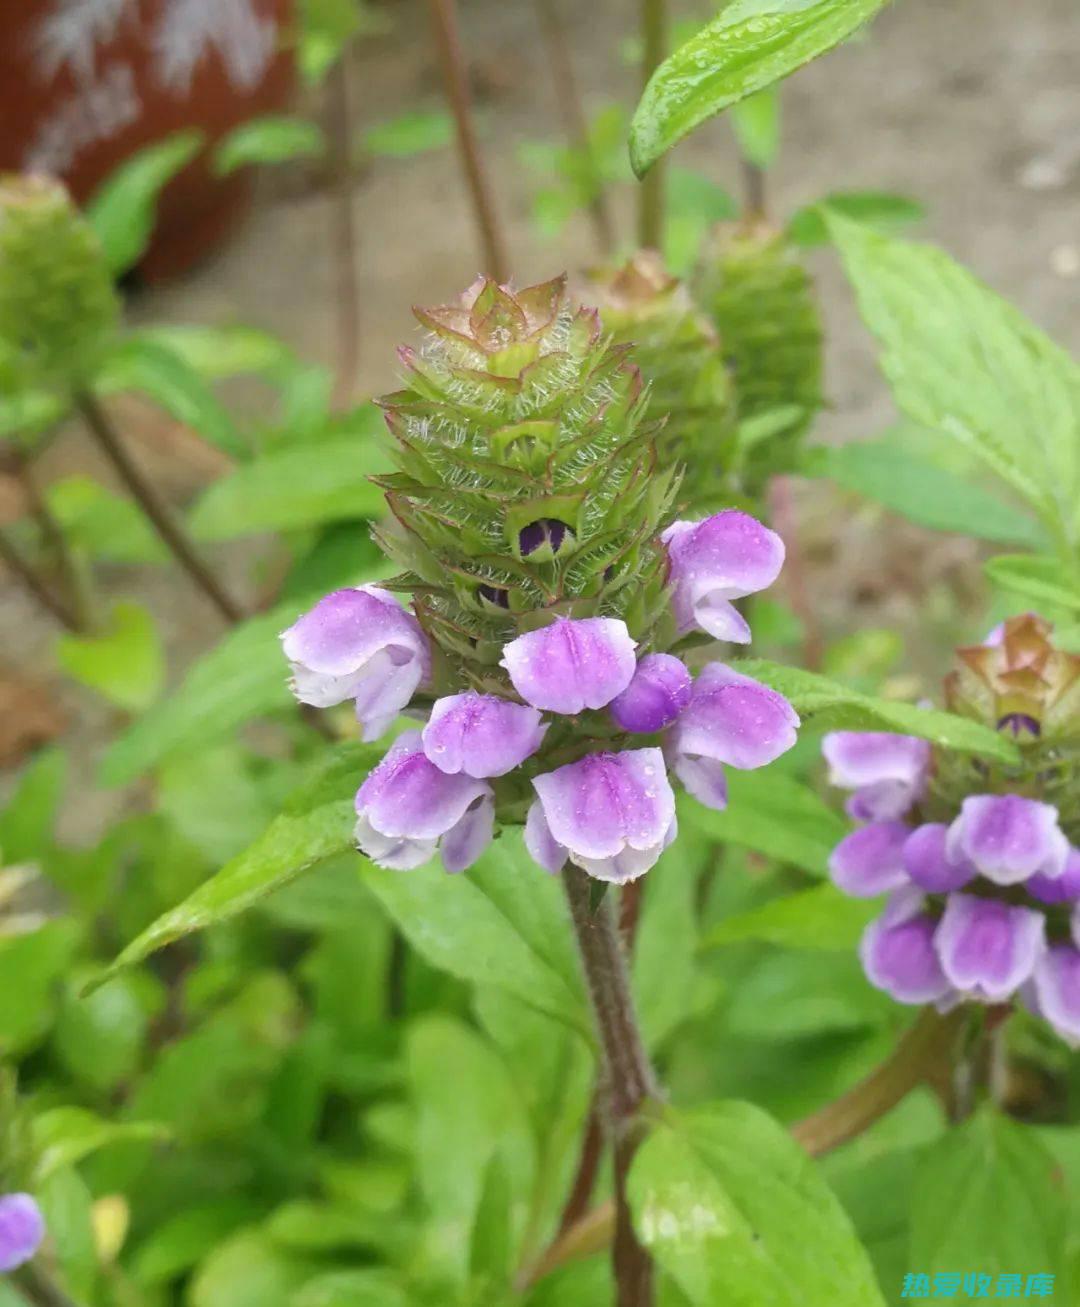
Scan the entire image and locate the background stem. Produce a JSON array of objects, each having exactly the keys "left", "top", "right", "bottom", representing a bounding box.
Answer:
[
  {"left": 0, "top": 526, "right": 78, "bottom": 631},
  {"left": 637, "top": 0, "right": 666, "bottom": 250},
  {"left": 564, "top": 868, "right": 656, "bottom": 1307},
  {"left": 428, "top": 0, "right": 510, "bottom": 282},
  {"left": 76, "top": 391, "right": 245, "bottom": 625},
  {"left": 12, "top": 1262, "right": 83, "bottom": 1307},
  {"left": 329, "top": 42, "right": 361, "bottom": 410}
]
